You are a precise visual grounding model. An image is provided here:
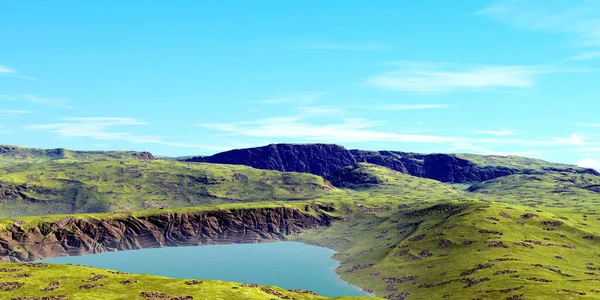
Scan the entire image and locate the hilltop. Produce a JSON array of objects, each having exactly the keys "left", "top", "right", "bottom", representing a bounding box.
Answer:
[{"left": 181, "top": 143, "right": 598, "bottom": 182}]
